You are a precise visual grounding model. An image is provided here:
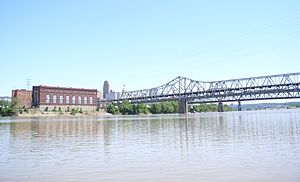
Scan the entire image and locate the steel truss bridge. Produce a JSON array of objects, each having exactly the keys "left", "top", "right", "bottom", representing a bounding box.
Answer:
[{"left": 113, "top": 72, "right": 300, "bottom": 113}]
